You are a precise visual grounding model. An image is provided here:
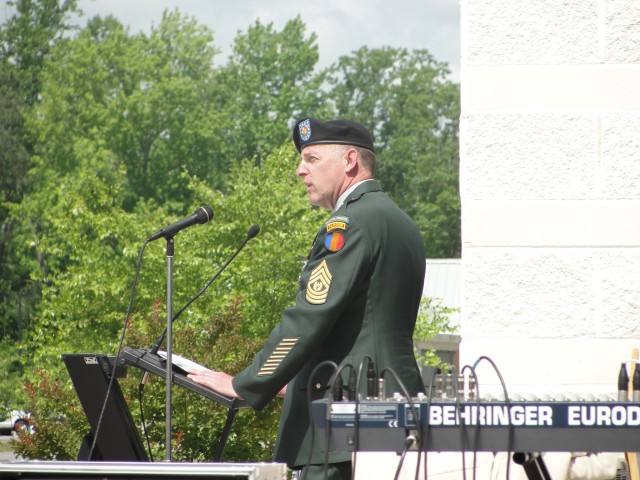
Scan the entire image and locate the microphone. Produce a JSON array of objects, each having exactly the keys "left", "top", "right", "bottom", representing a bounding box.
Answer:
[
  {"left": 147, "top": 205, "right": 213, "bottom": 242},
  {"left": 147, "top": 224, "right": 261, "bottom": 357}
]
